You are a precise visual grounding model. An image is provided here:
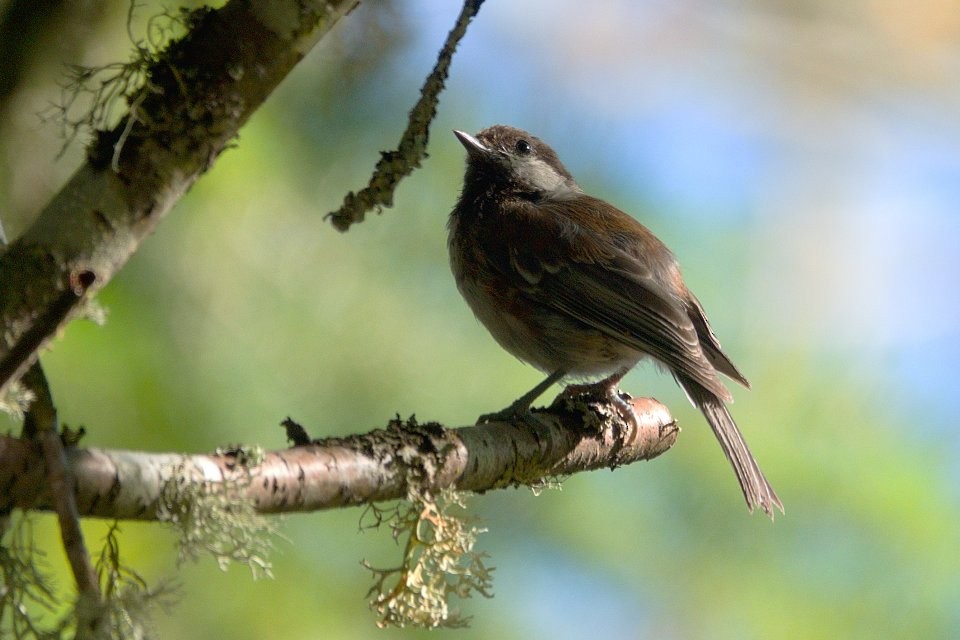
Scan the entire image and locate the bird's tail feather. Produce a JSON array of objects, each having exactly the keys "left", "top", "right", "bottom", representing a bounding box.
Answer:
[{"left": 678, "top": 376, "right": 783, "bottom": 518}]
